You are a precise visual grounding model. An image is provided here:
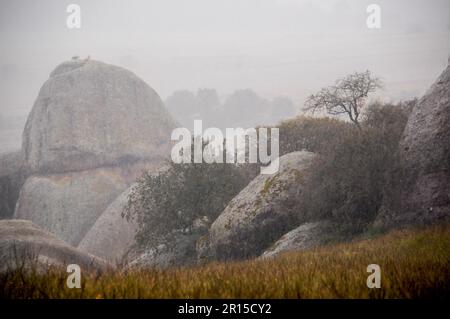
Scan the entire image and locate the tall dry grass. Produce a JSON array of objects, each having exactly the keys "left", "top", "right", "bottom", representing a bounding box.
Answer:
[{"left": 1, "top": 224, "right": 449, "bottom": 299}]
